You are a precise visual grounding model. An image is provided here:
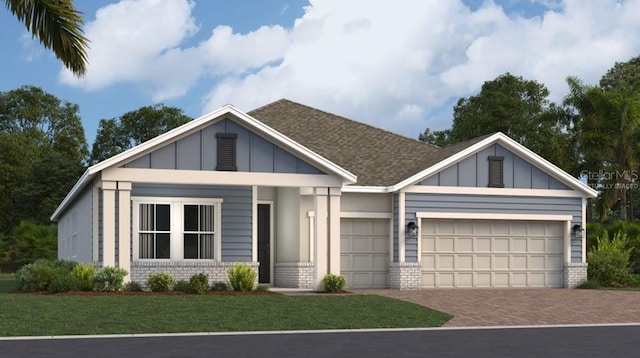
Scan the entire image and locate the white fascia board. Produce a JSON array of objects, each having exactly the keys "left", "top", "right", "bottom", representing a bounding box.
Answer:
[
  {"left": 341, "top": 186, "right": 391, "bottom": 193},
  {"left": 391, "top": 132, "right": 598, "bottom": 198}
]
